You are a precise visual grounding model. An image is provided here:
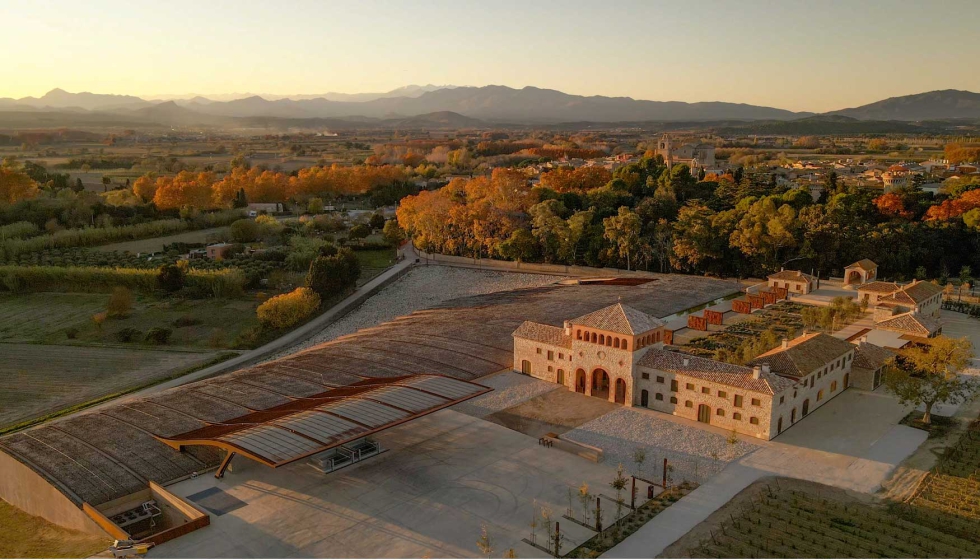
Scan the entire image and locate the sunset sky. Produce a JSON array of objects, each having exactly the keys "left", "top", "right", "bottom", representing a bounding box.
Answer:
[{"left": 3, "top": 0, "right": 978, "bottom": 112}]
